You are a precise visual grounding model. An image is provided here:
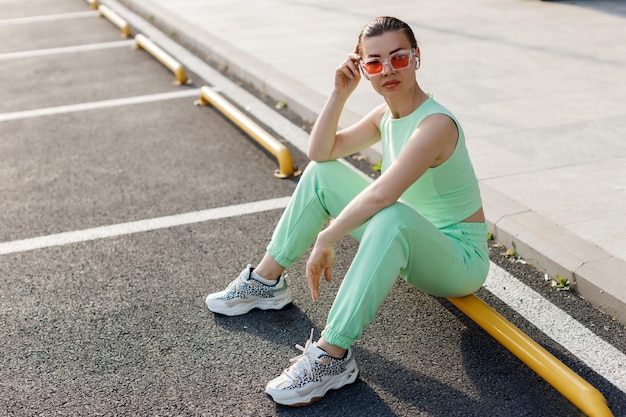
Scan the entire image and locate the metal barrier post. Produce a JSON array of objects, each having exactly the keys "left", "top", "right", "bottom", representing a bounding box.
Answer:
[
  {"left": 134, "top": 34, "right": 189, "bottom": 85},
  {"left": 447, "top": 294, "right": 614, "bottom": 417},
  {"left": 197, "top": 86, "right": 300, "bottom": 178},
  {"left": 98, "top": 5, "right": 131, "bottom": 38}
]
